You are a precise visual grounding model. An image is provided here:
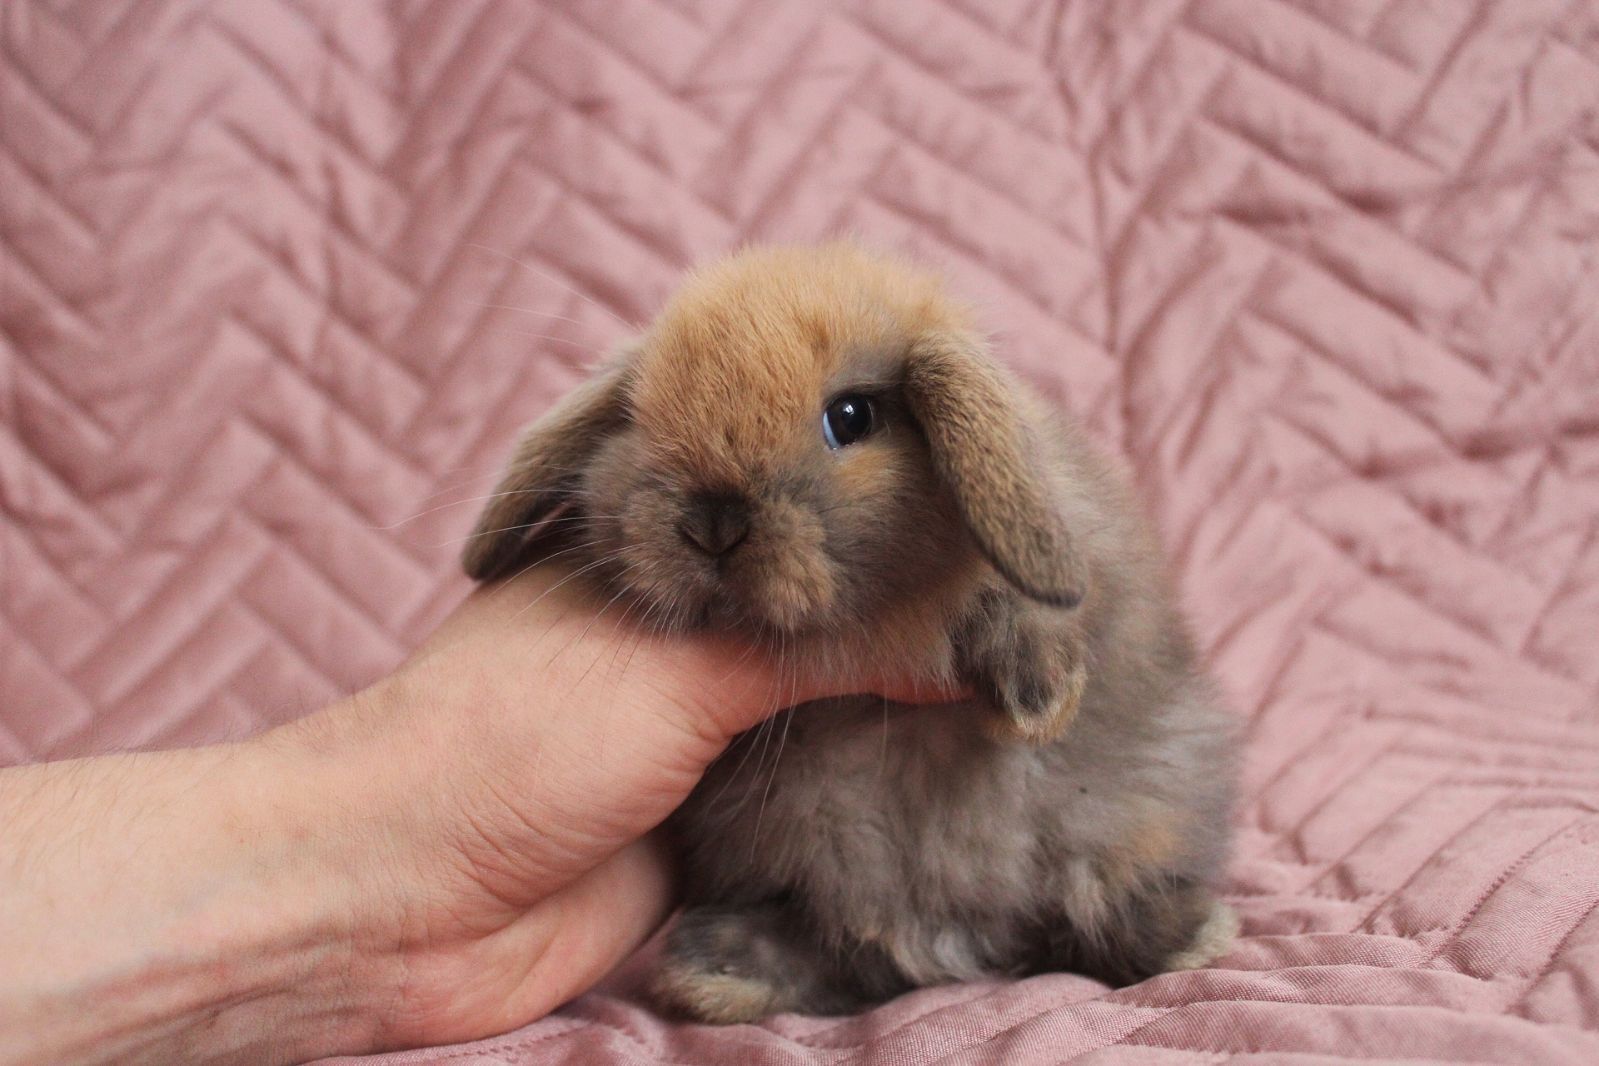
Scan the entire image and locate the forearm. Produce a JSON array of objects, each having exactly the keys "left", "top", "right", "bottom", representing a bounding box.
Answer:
[
  {"left": 0, "top": 615, "right": 714, "bottom": 1066},
  {"left": 0, "top": 732, "right": 380, "bottom": 1066},
  {"left": 0, "top": 566, "right": 945, "bottom": 1065},
  {"left": 0, "top": 639, "right": 702, "bottom": 1066}
]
